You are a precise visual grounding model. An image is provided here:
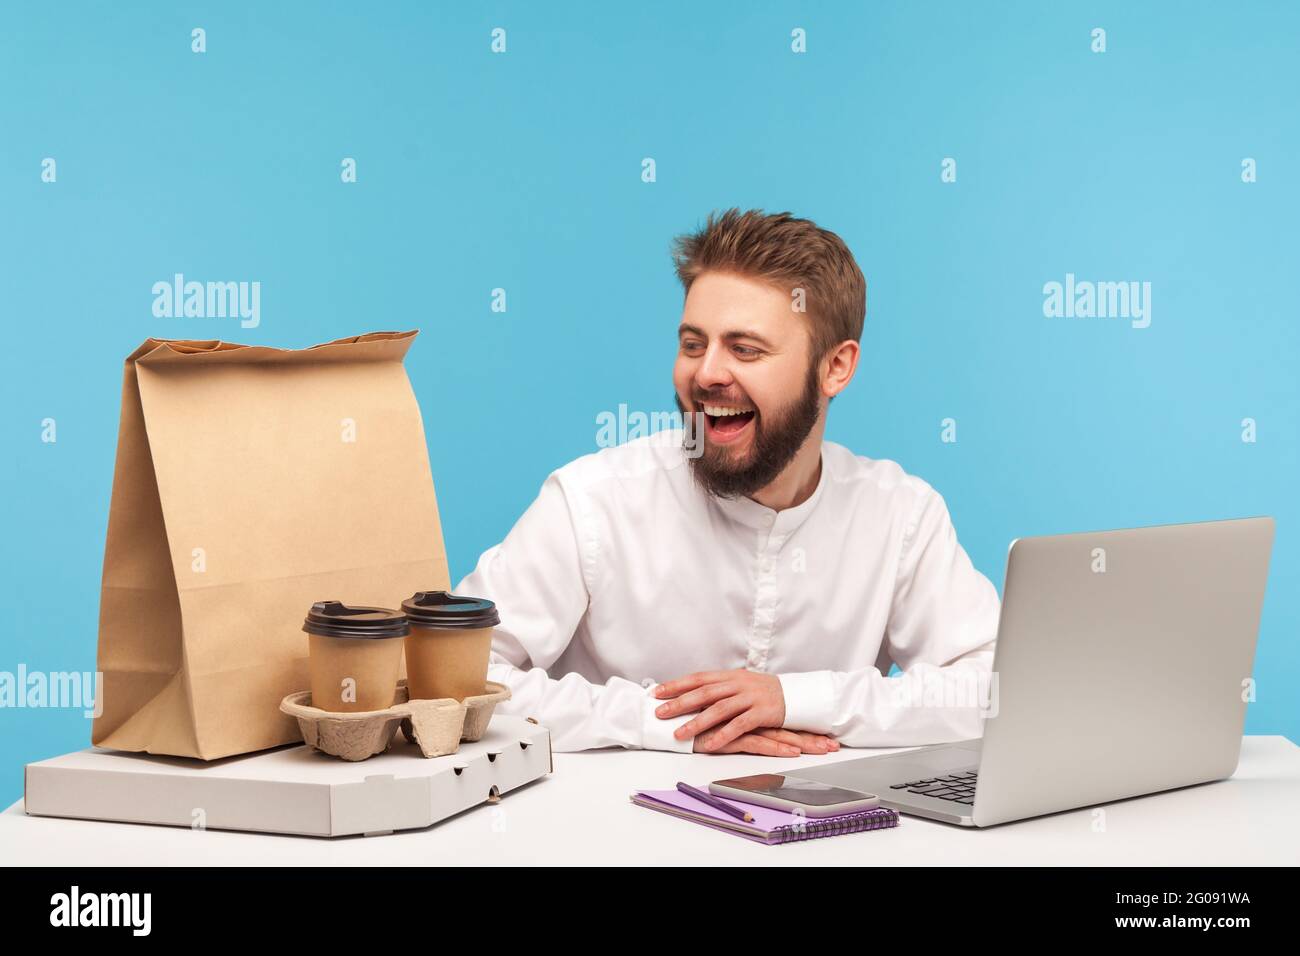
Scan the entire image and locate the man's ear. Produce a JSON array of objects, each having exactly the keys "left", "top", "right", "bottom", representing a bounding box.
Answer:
[{"left": 822, "top": 340, "right": 860, "bottom": 399}]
